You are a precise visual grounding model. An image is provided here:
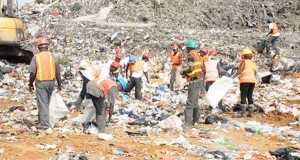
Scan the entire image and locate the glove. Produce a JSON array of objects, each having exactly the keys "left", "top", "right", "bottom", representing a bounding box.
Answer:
[
  {"left": 75, "top": 96, "right": 83, "bottom": 105},
  {"left": 67, "top": 96, "right": 83, "bottom": 109},
  {"left": 29, "top": 84, "right": 34, "bottom": 93}
]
